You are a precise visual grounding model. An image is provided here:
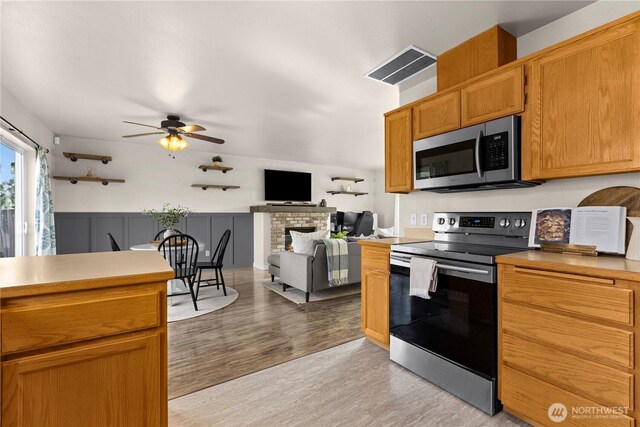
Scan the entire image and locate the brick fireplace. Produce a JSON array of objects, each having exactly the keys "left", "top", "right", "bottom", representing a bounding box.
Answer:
[
  {"left": 251, "top": 205, "right": 335, "bottom": 270},
  {"left": 270, "top": 212, "right": 330, "bottom": 254}
]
